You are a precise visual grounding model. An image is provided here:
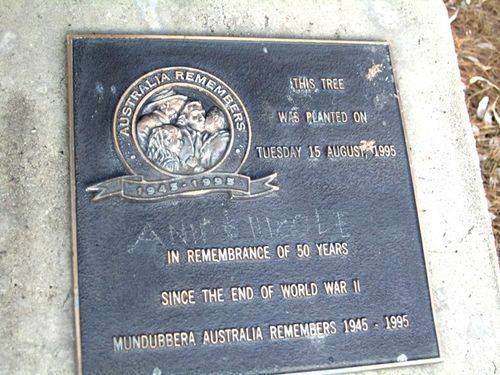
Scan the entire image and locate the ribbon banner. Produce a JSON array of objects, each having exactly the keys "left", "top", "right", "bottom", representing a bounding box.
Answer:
[{"left": 87, "top": 173, "right": 278, "bottom": 201}]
